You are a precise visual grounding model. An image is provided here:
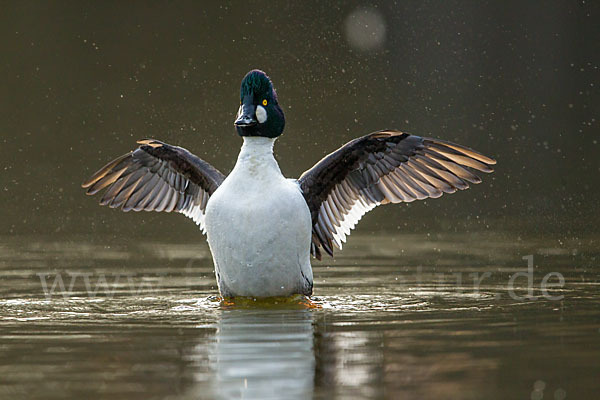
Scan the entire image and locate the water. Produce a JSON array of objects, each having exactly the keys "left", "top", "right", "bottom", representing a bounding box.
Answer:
[
  {"left": 1, "top": 232, "right": 598, "bottom": 399},
  {"left": 1, "top": 2, "right": 599, "bottom": 399}
]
